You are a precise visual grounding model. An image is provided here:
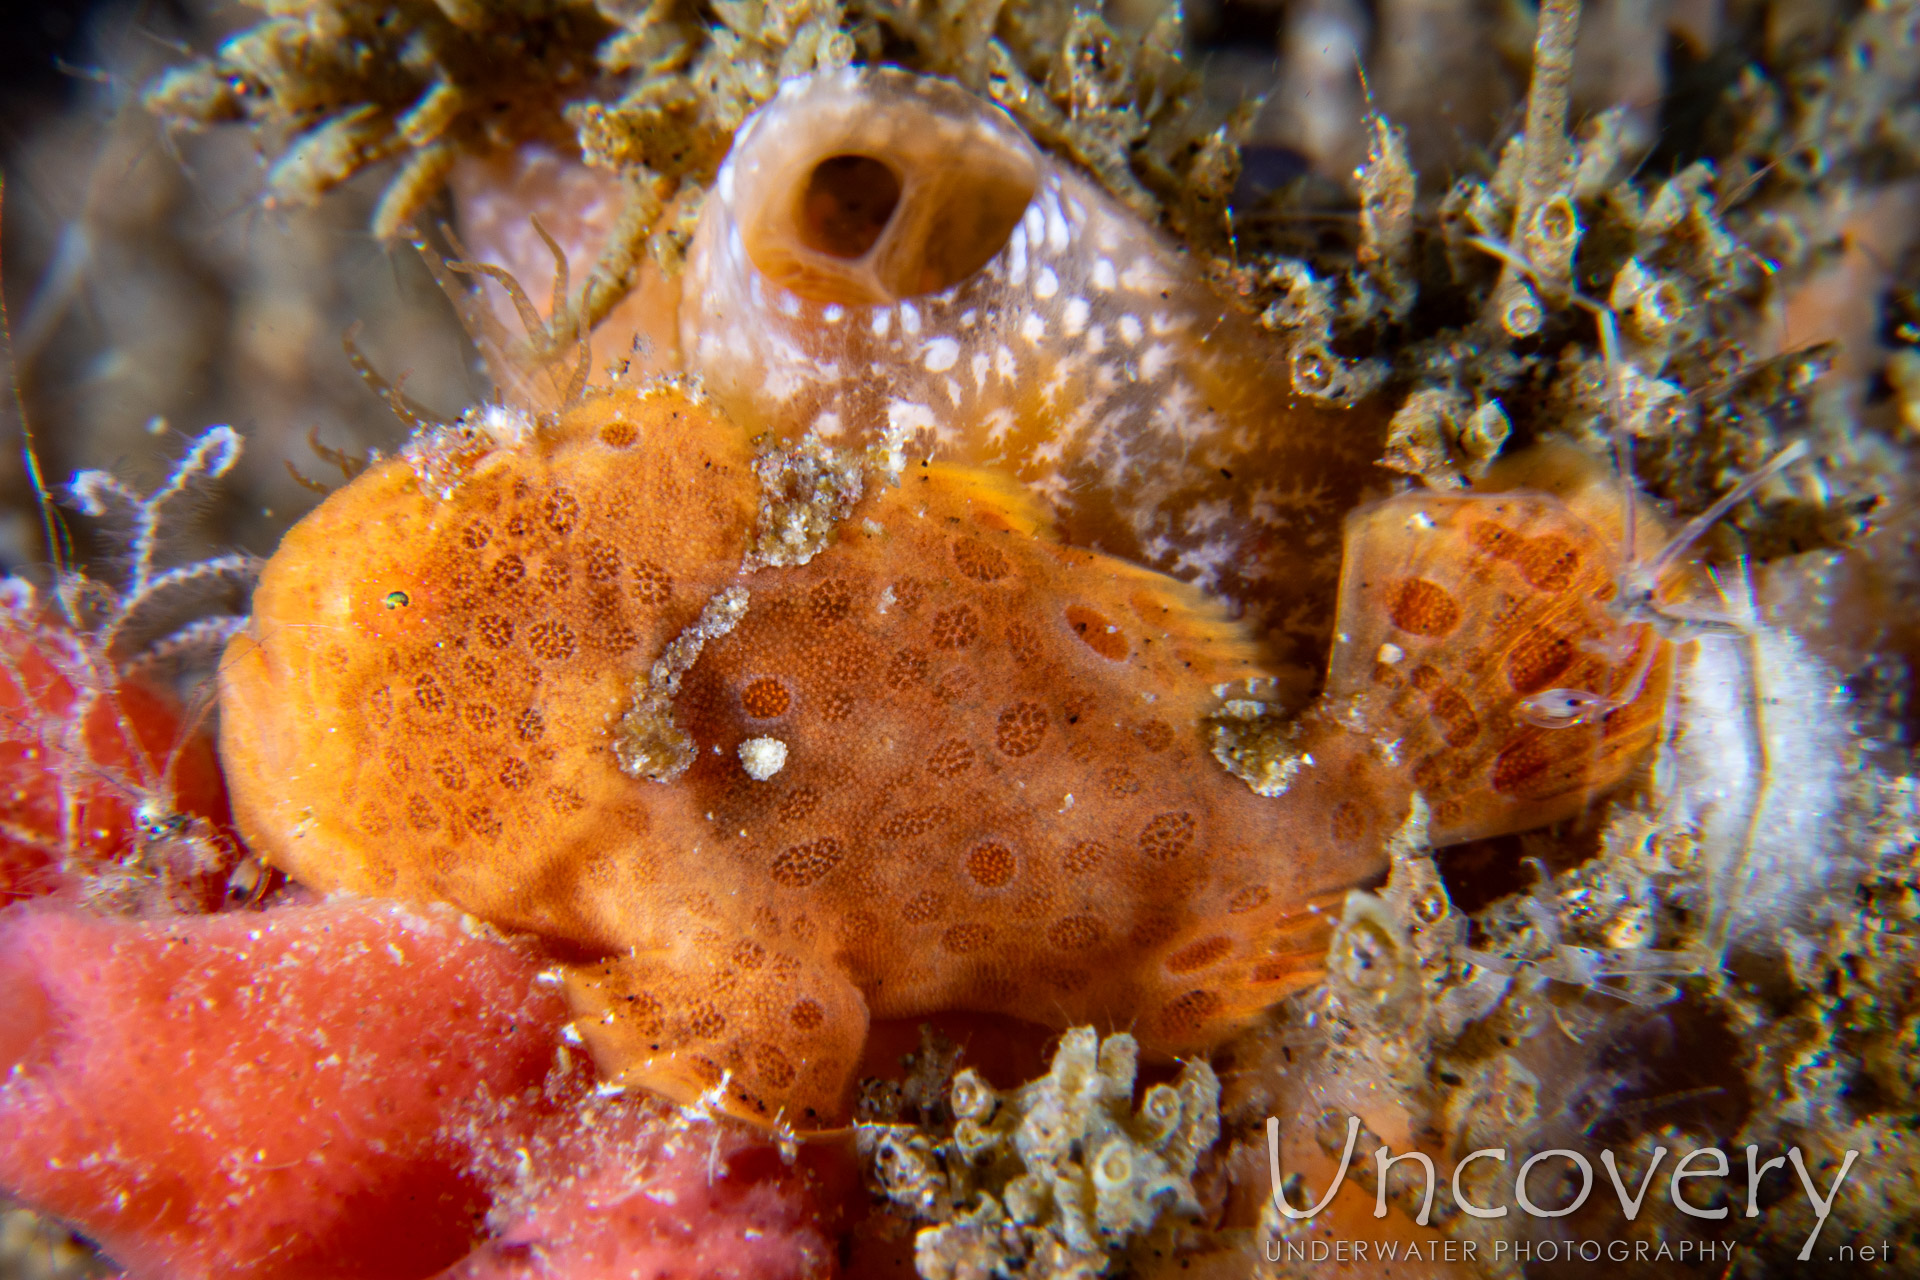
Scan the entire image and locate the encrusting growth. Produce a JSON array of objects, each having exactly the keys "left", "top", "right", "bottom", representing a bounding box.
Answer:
[
  {"left": 866, "top": 1027, "right": 1221, "bottom": 1277},
  {"left": 613, "top": 584, "right": 752, "bottom": 783}
]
